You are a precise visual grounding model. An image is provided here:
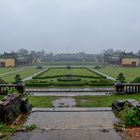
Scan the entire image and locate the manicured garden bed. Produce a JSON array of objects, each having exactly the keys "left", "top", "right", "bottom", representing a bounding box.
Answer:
[{"left": 26, "top": 67, "right": 114, "bottom": 87}]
